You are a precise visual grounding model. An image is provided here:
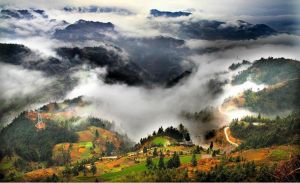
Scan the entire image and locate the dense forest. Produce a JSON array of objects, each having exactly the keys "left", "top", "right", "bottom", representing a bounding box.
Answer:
[
  {"left": 181, "top": 107, "right": 222, "bottom": 123},
  {"left": 230, "top": 111, "right": 300, "bottom": 150},
  {"left": 232, "top": 57, "right": 300, "bottom": 85},
  {"left": 0, "top": 97, "right": 133, "bottom": 164},
  {"left": 229, "top": 57, "right": 300, "bottom": 114},
  {"left": 0, "top": 113, "right": 78, "bottom": 163},
  {"left": 243, "top": 79, "right": 300, "bottom": 114}
]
